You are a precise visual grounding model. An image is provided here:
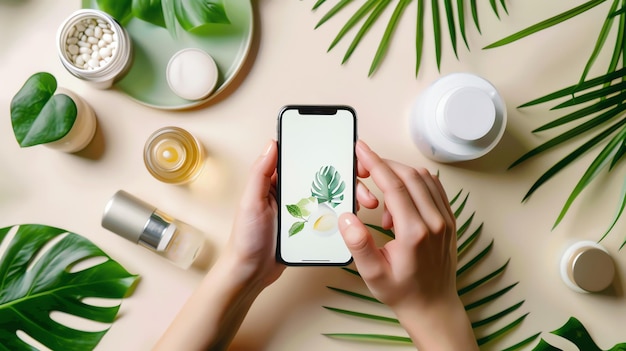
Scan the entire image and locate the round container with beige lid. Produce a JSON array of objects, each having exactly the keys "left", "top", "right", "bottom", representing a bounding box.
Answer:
[{"left": 560, "top": 241, "right": 615, "bottom": 293}]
